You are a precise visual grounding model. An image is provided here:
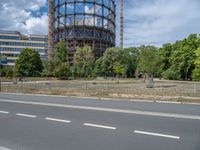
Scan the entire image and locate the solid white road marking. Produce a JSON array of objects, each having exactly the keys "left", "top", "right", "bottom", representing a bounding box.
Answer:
[
  {"left": 83, "top": 123, "right": 116, "bottom": 130},
  {"left": 134, "top": 130, "right": 180, "bottom": 139},
  {"left": 0, "top": 111, "right": 9, "bottom": 114},
  {"left": 0, "top": 99, "right": 200, "bottom": 121},
  {"left": 0, "top": 146, "right": 12, "bottom": 150},
  {"left": 16, "top": 113, "right": 36, "bottom": 118},
  {"left": 45, "top": 117, "right": 71, "bottom": 123}
]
